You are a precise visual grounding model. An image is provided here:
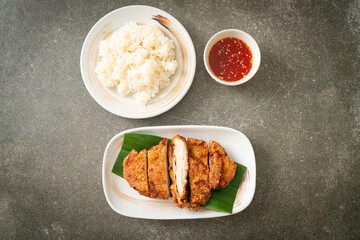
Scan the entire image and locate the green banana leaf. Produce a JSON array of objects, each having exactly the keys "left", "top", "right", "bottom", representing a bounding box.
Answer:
[{"left": 112, "top": 133, "right": 247, "bottom": 214}]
